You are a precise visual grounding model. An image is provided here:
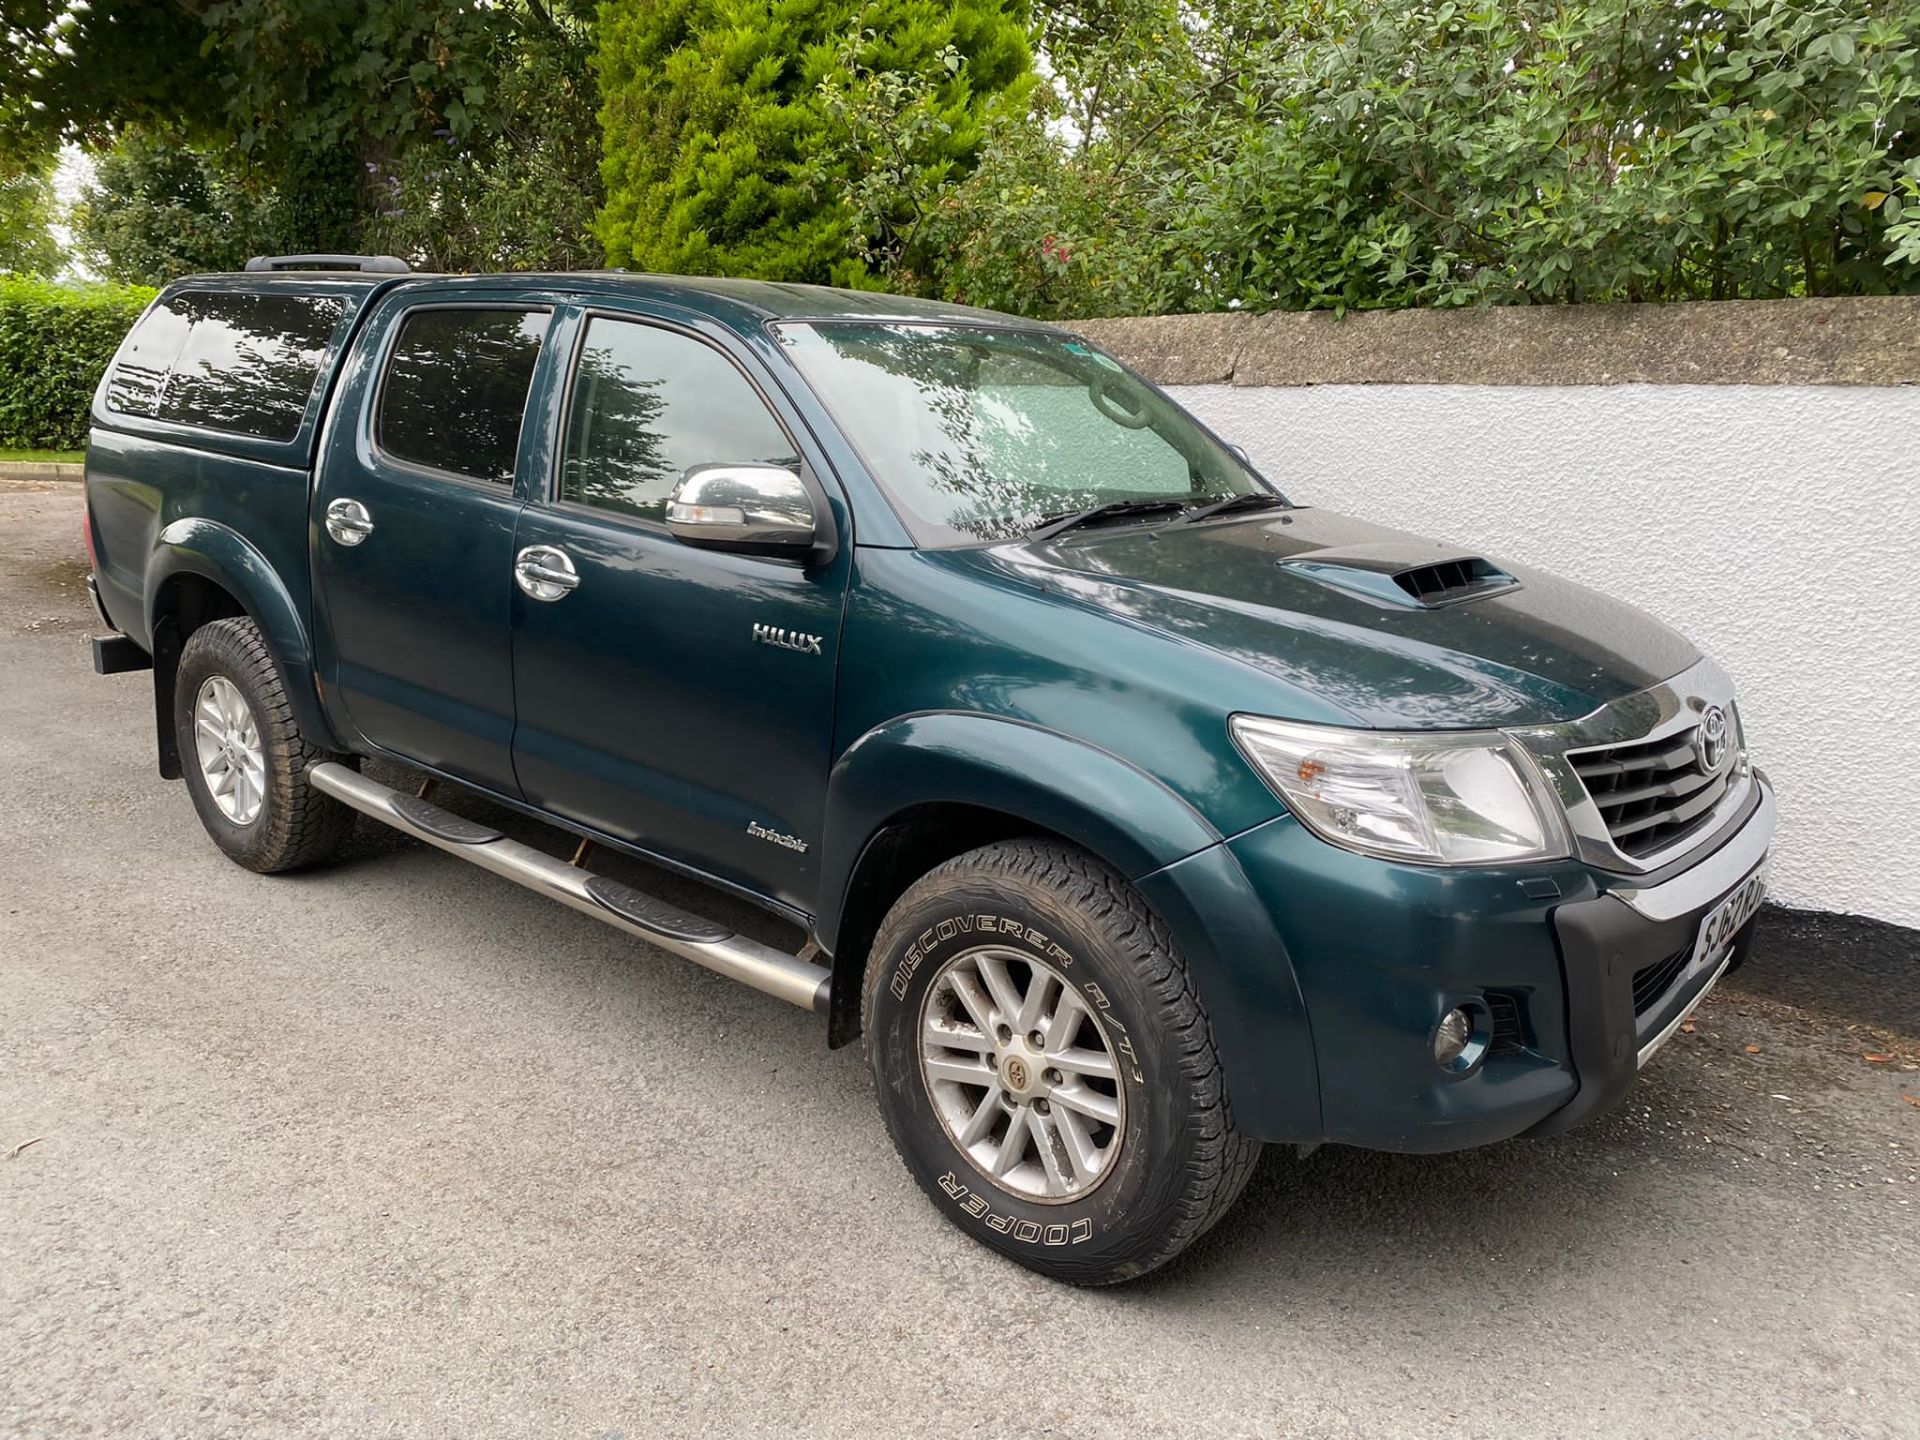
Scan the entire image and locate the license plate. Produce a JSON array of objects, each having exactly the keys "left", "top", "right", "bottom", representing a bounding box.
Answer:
[{"left": 1690, "top": 856, "right": 1769, "bottom": 974}]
